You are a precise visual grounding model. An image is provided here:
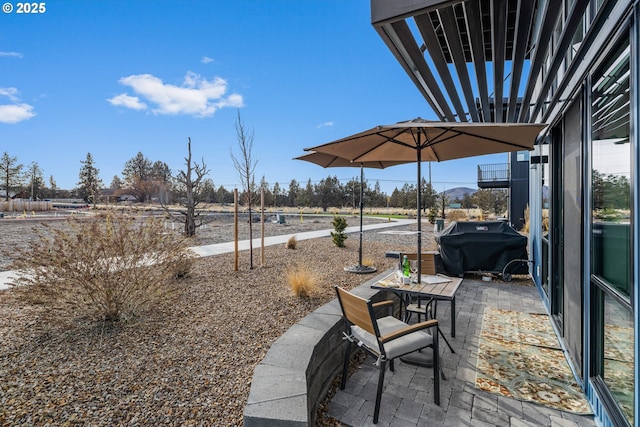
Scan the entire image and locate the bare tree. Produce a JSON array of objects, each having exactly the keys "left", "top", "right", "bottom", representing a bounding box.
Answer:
[
  {"left": 166, "top": 138, "right": 210, "bottom": 237},
  {"left": 231, "top": 110, "right": 258, "bottom": 269}
]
